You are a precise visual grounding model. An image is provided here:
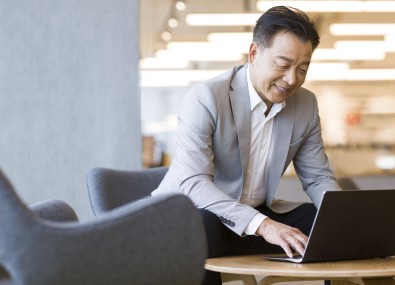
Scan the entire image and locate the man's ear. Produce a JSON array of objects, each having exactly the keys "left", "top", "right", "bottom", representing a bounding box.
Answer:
[{"left": 248, "top": 42, "right": 258, "bottom": 64}]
